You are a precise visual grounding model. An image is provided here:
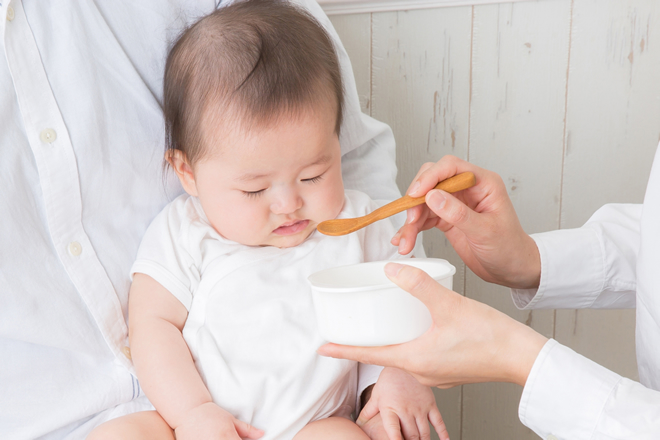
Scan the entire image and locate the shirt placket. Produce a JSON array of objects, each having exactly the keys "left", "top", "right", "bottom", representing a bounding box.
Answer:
[{"left": 3, "top": 0, "right": 132, "bottom": 370}]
